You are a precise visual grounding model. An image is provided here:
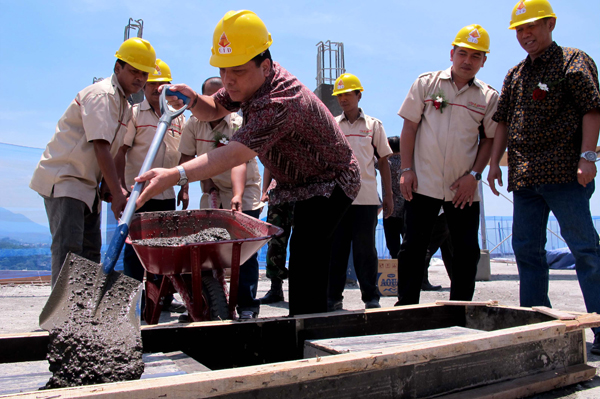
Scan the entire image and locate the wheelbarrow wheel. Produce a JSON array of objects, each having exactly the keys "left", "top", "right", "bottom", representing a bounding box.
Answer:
[{"left": 202, "top": 276, "right": 229, "bottom": 321}]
